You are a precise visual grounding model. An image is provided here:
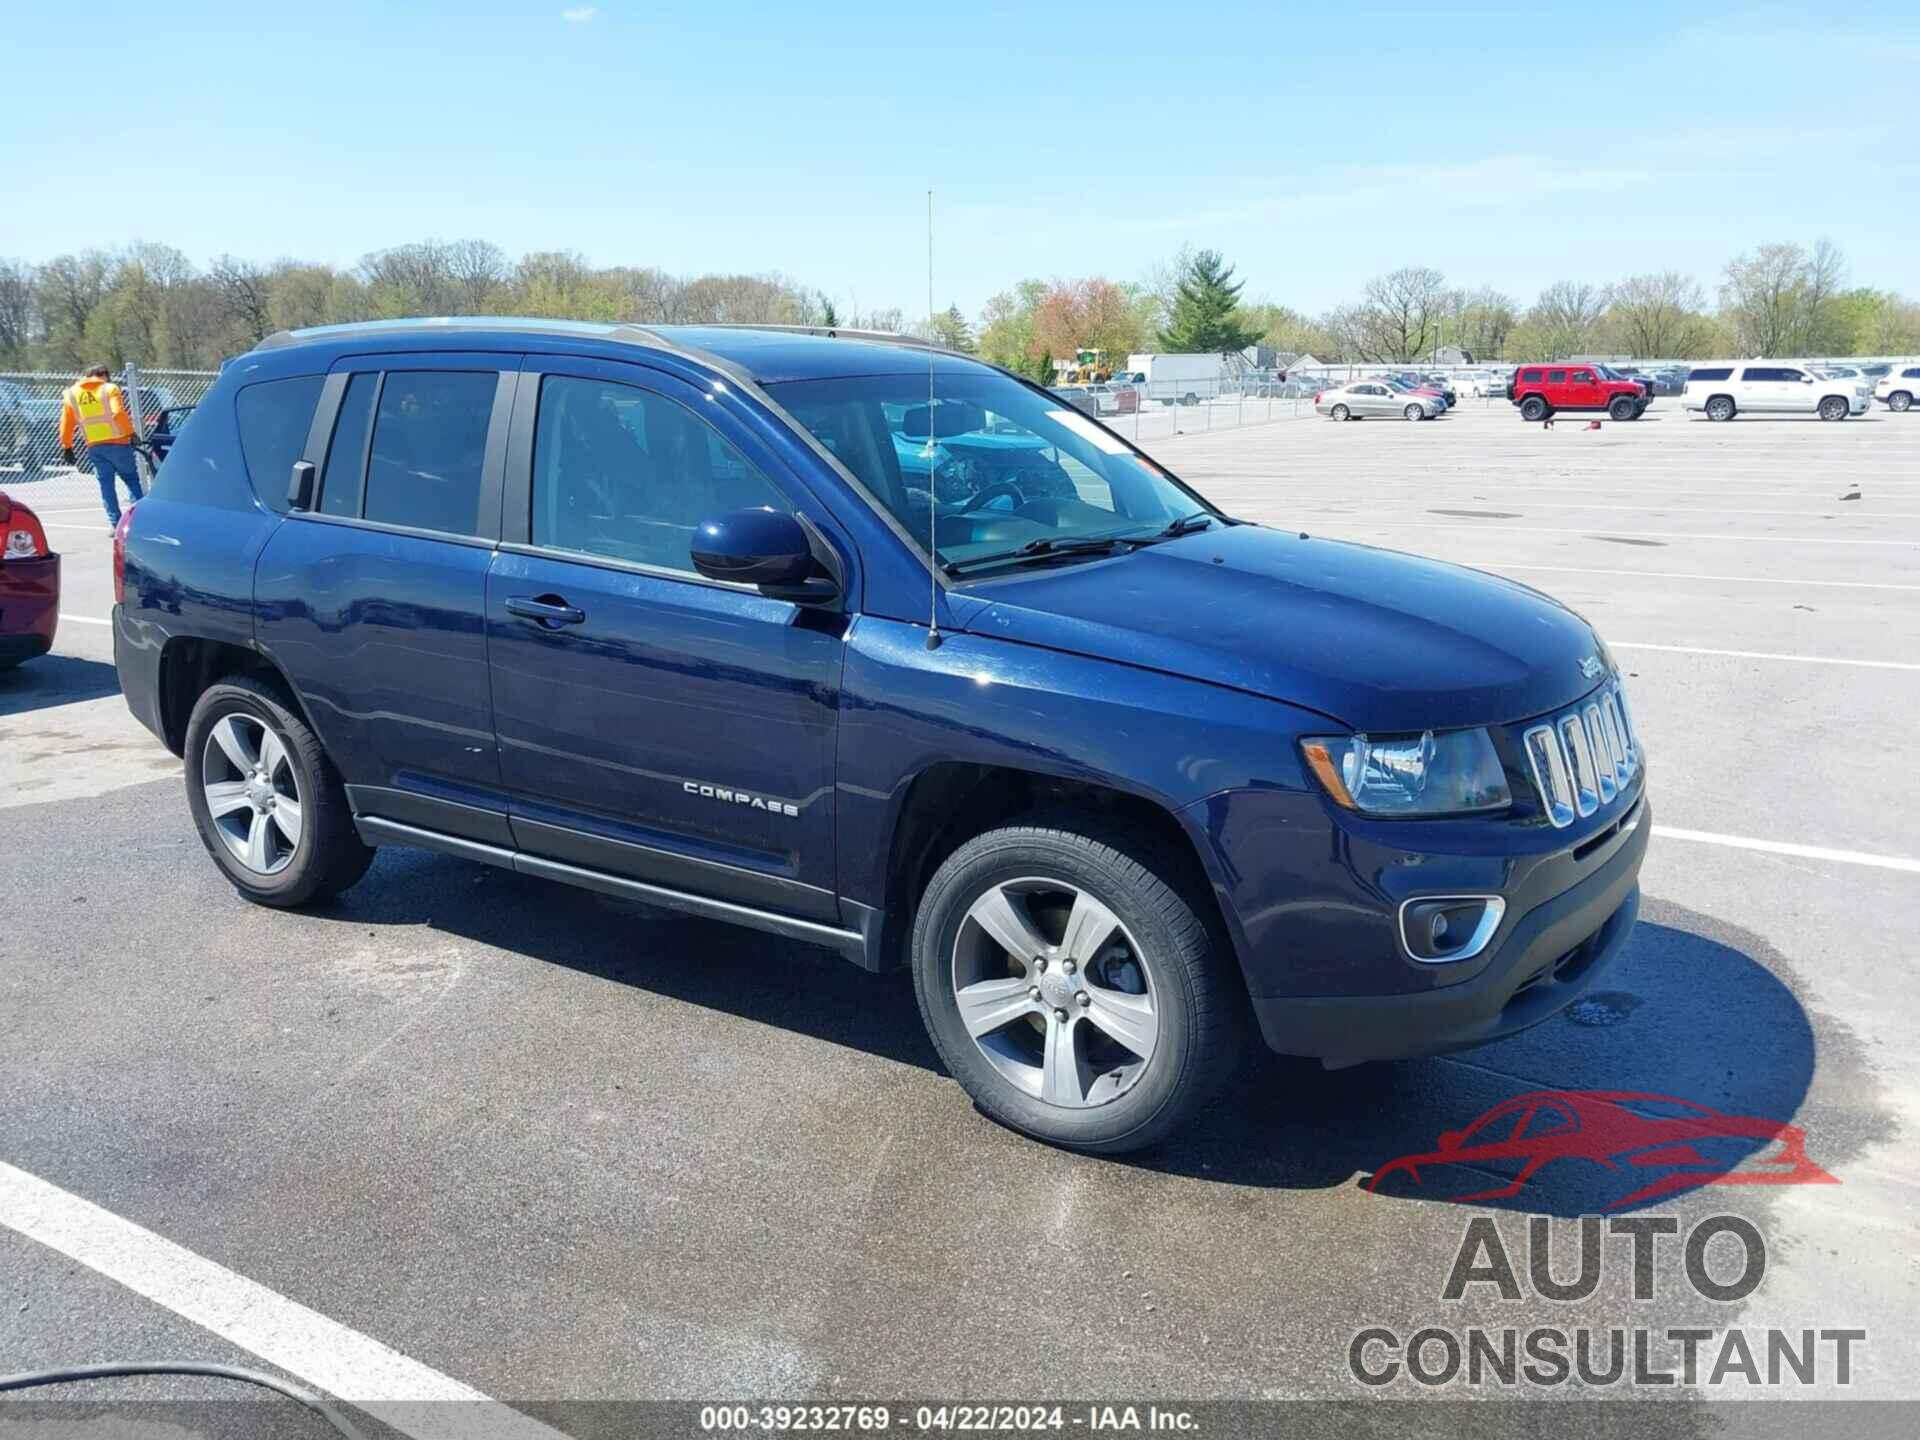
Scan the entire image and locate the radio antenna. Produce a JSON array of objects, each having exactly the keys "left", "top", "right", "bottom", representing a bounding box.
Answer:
[{"left": 924, "top": 188, "right": 942, "bottom": 651}]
